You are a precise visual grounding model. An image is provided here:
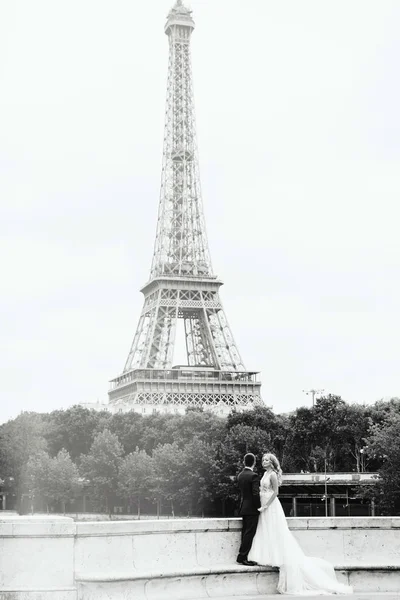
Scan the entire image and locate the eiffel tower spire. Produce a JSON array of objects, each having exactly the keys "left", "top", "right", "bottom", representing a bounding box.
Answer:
[
  {"left": 151, "top": 0, "right": 212, "bottom": 280},
  {"left": 109, "top": 1, "right": 262, "bottom": 415}
]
